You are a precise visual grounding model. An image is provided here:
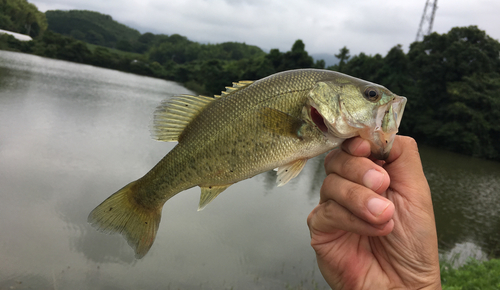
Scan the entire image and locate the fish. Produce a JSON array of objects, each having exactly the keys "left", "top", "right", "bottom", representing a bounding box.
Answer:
[{"left": 88, "top": 68, "right": 407, "bottom": 258}]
